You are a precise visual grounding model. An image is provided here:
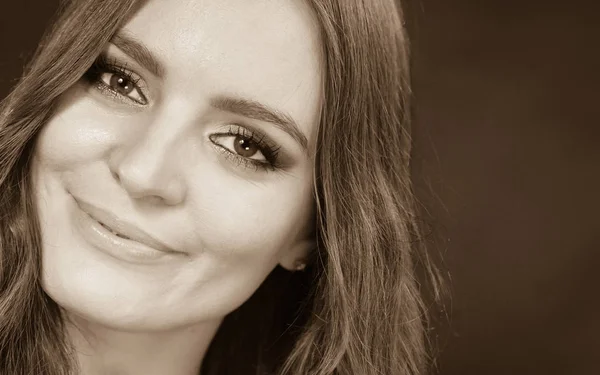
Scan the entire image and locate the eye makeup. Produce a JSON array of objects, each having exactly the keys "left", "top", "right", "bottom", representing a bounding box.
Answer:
[
  {"left": 209, "top": 124, "right": 283, "bottom": 172},
  {"left": 82, "top": 52, "right": 286, "bottom": 173},
  {"left": 83, "top": 52, "right": 149, "bottom": 105}
]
